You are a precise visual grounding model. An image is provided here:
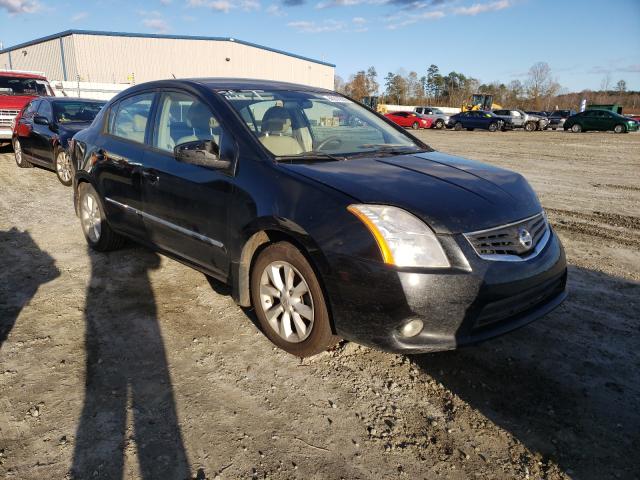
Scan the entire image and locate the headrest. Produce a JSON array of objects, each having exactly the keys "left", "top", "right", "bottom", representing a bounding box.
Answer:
[{"left": 261, "top": 106, "right": 292, "bottom": 135}]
